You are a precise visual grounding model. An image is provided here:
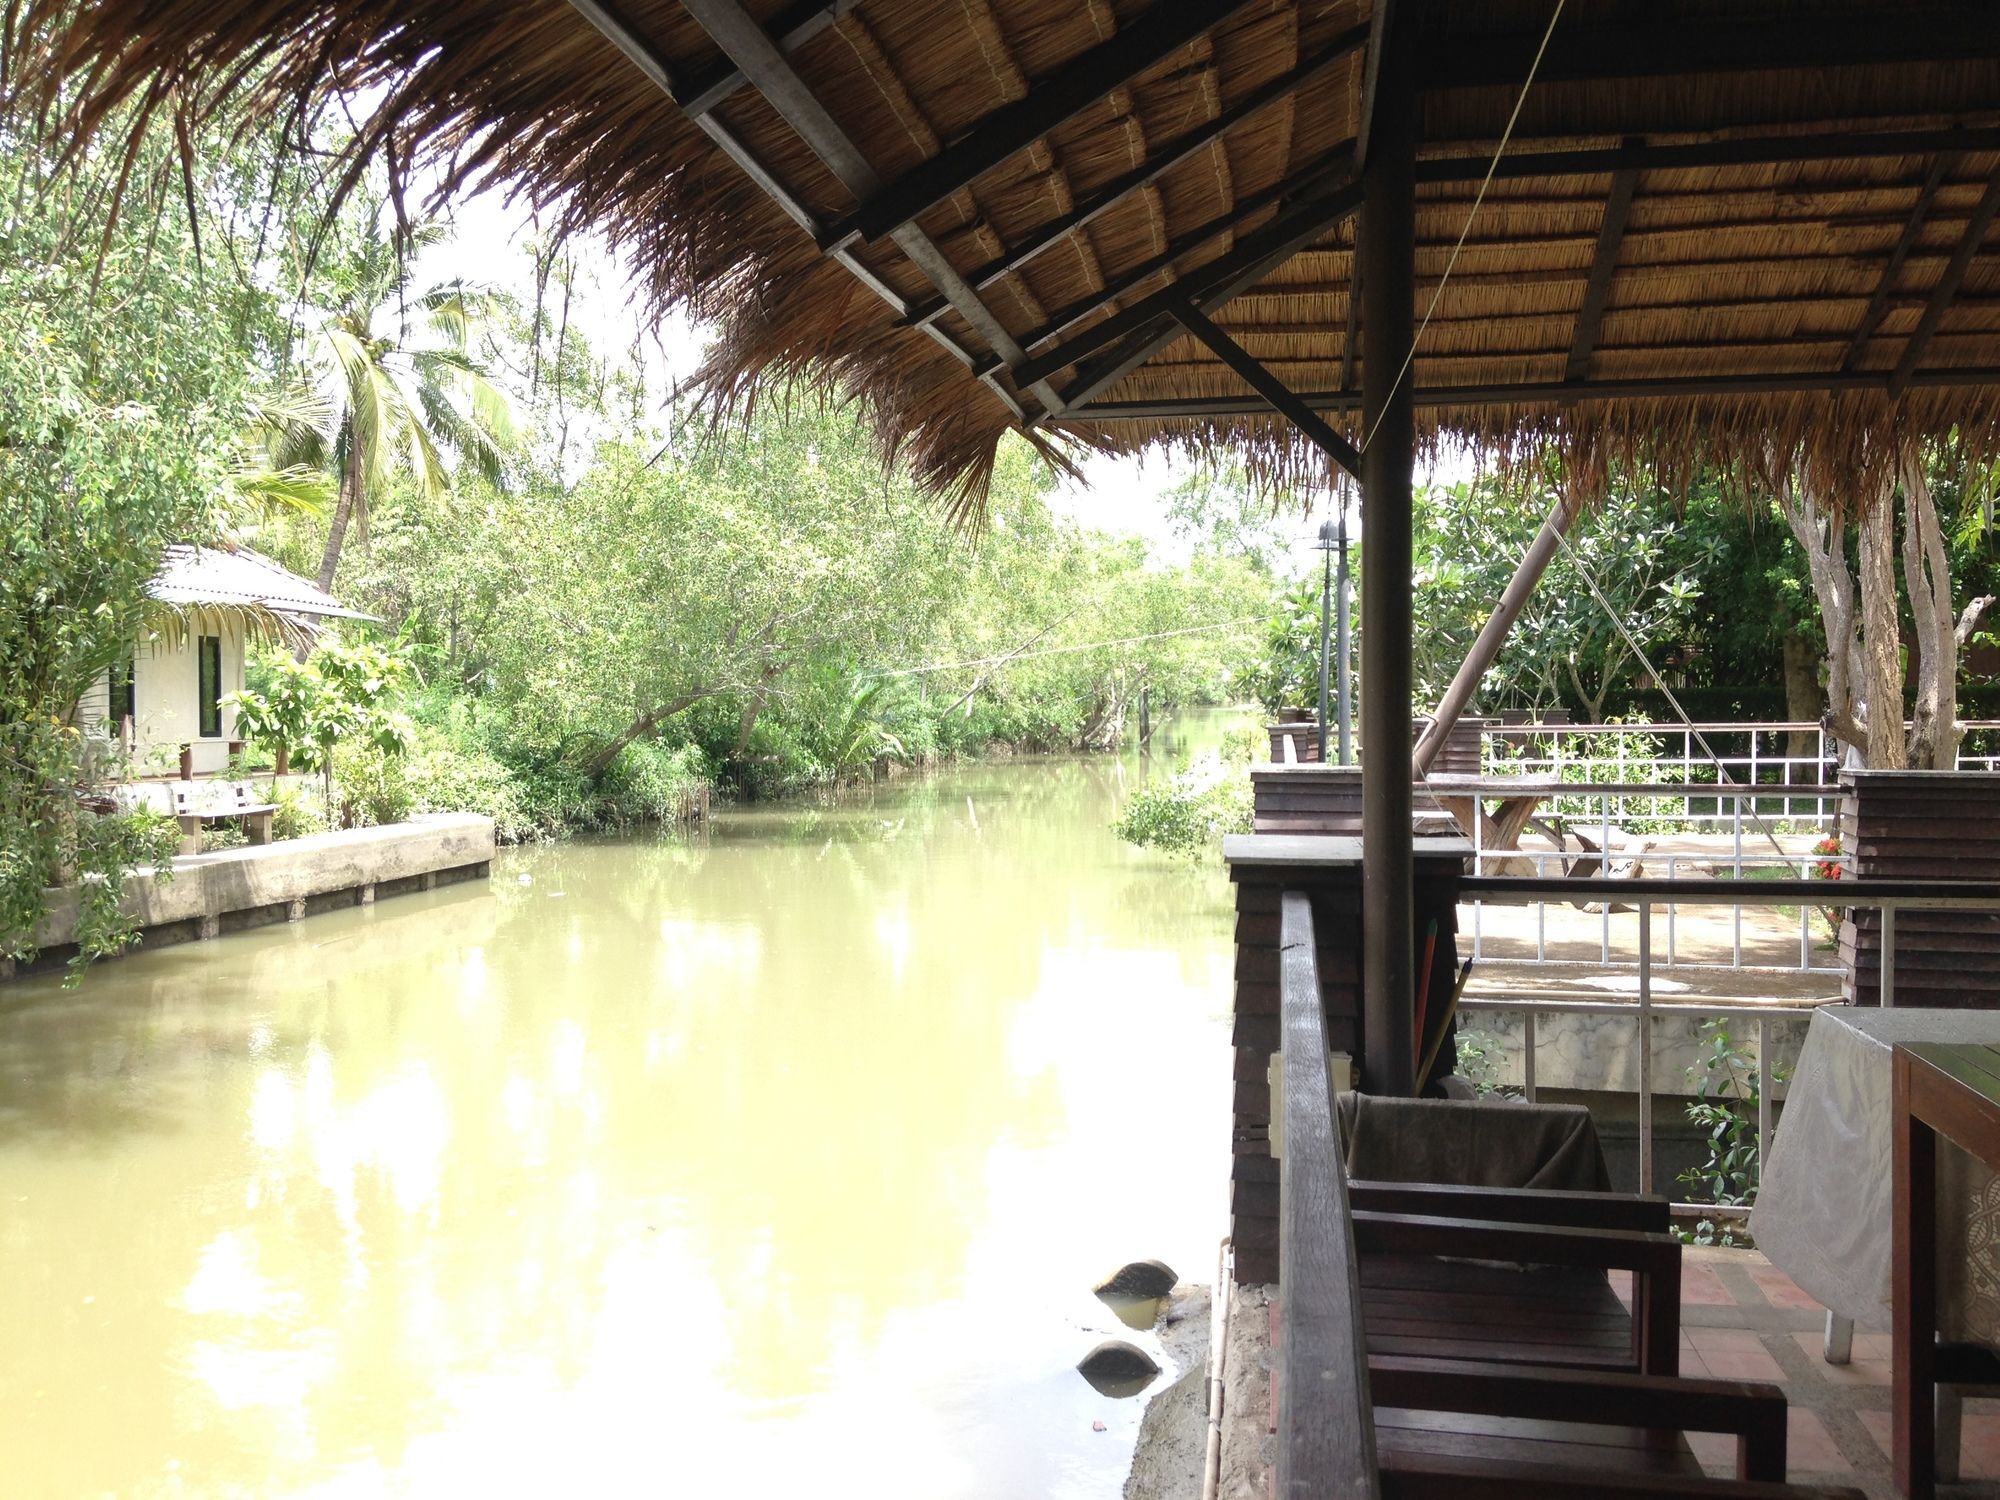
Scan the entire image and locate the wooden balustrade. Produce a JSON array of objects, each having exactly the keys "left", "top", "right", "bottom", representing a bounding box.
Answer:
[{"left": 1276, "top": 890, "right": 1381, "bottom": 1497}]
